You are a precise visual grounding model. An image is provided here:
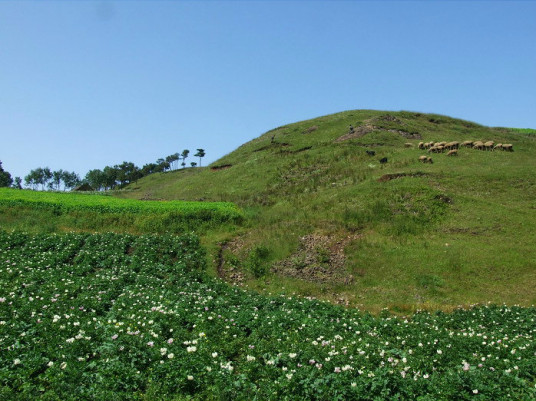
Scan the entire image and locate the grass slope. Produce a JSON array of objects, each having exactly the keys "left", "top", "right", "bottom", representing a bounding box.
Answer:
[{"left": 78, "top": 111, "right": 536, "bottom": 310}]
